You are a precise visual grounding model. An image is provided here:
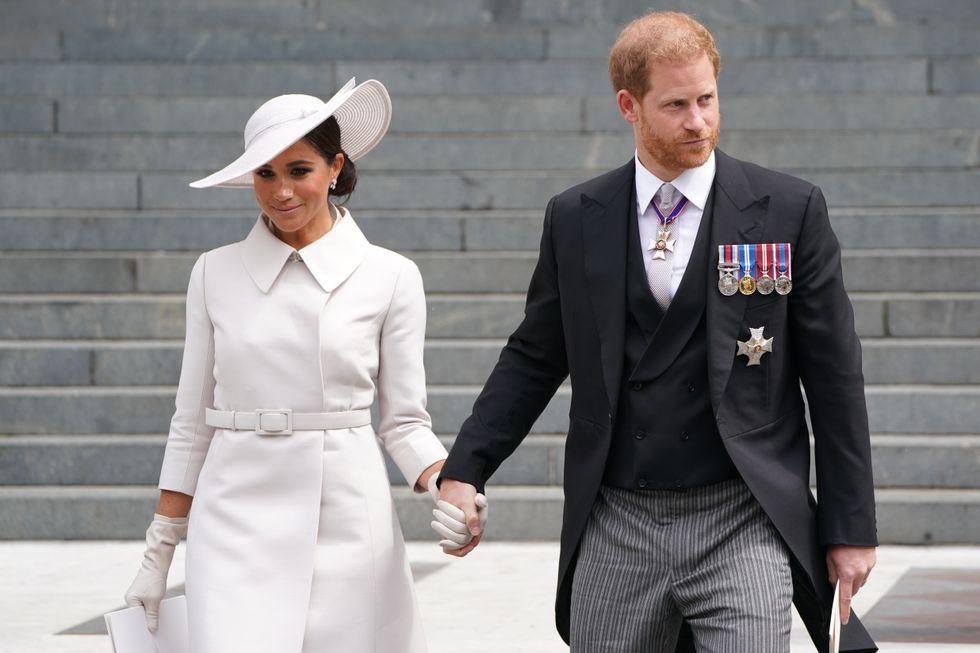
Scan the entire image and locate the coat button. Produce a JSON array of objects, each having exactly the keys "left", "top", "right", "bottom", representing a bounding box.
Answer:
[
  {"left": 631, "top": 382, "right": 643, "bottom": 391},
  {"left": 634, "top": 431, "right": 645, "bottom": 440},
  {"left": 681, "top": 431, "right": 689, "bottom": 441},
  {"left": 674, "top": 479, "right": 683, "bottom": 488},
  {"left": 638, "top": 478, "right": 648, "bottom": 489},
  {"left": 687, "top": 383, "right": 696, "bottom": 393}
]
